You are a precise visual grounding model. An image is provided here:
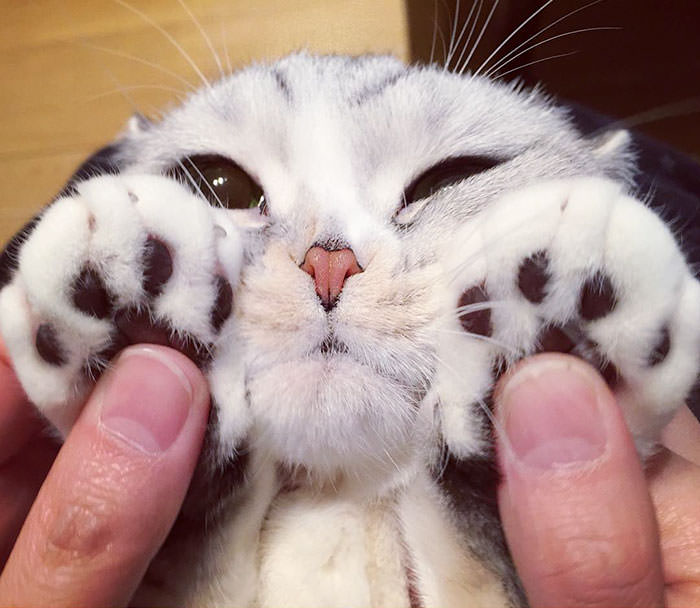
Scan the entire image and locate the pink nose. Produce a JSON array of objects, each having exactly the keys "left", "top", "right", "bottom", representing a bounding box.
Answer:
[{"left": 301, "top": 245, "right": 362, "bottom": 309}]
